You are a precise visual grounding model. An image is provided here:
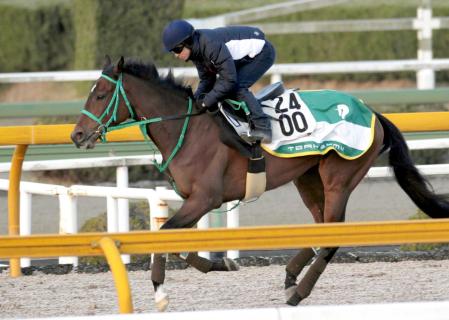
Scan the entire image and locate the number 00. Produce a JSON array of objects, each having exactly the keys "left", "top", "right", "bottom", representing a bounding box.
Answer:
[{"left": 279, "top": 112, "right": 308, "bottom": 136}]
